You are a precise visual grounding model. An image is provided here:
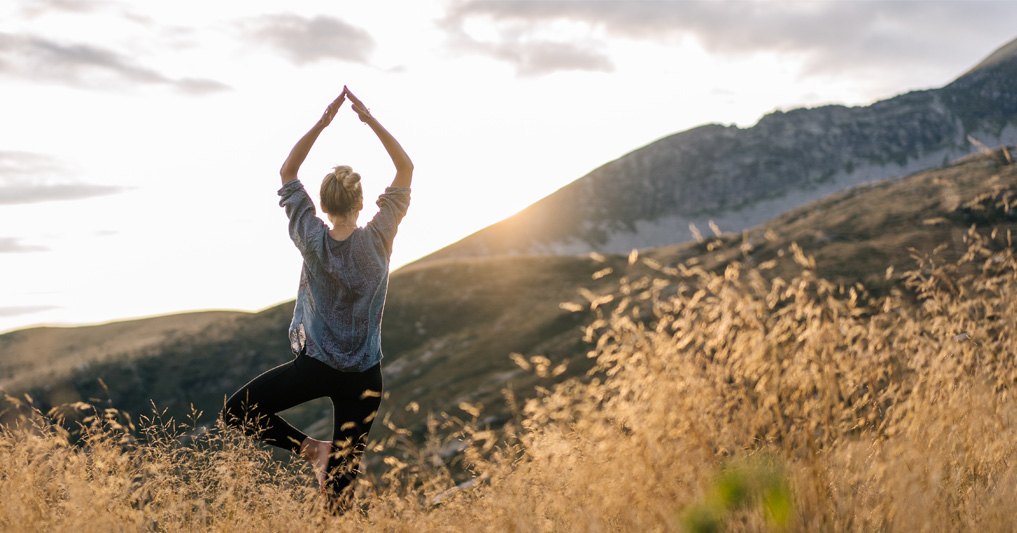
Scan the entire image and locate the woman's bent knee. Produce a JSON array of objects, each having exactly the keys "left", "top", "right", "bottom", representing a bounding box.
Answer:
[{"left": 221, "top": 393, "right": 248, "bottom": 428}]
